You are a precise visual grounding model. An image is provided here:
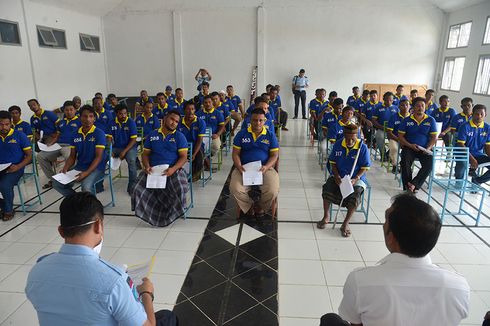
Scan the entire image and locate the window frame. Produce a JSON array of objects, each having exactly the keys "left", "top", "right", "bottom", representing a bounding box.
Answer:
[
  {"left": 0, "top": 18, "right": 22, "bottom": 46},
  {"left": 79, "top": 33, "right": 100, "bottom": 52},
  {"left": 36, "top": 25, "right": 67, "bottom": 49},
  {"left": 473, "top": 54, "right": 490, "bottom": 97},
  {"left": 440, "top": 56, "right": 466, "bottom": 92},
  {"left": 483, "top": 16, "right": 490, "bottom": 46},
  {"left": 446, "top": 21, "right": 472, "bottom": 49}
]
